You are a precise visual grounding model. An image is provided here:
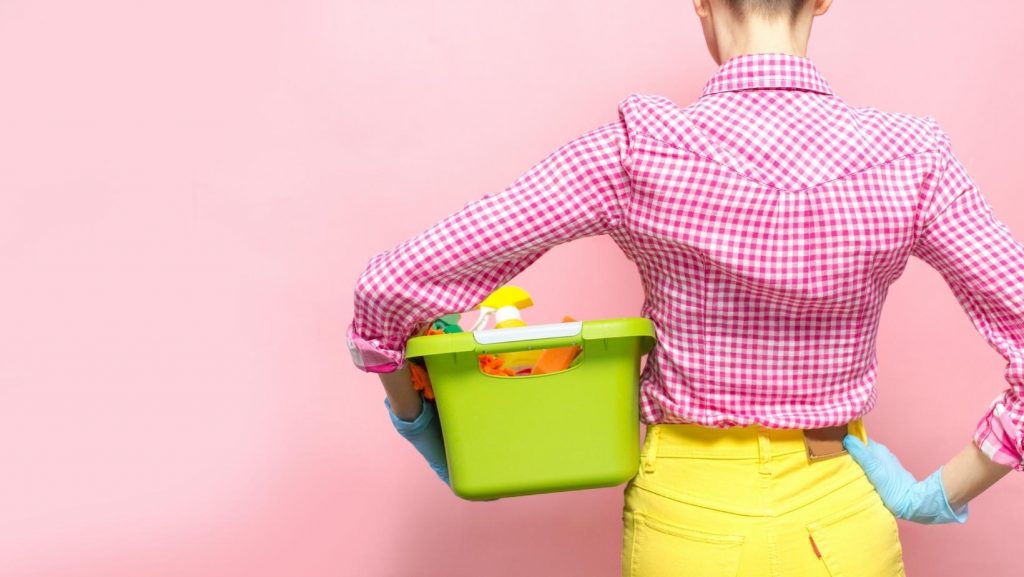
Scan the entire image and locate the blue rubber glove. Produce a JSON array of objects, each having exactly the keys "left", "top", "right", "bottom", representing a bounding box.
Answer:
[
  {"left": 385, "top": 395, "right": 450, "bottom": 486},
  {"left": 842, "top": 434, "right": 968, "bottom": 525}
]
